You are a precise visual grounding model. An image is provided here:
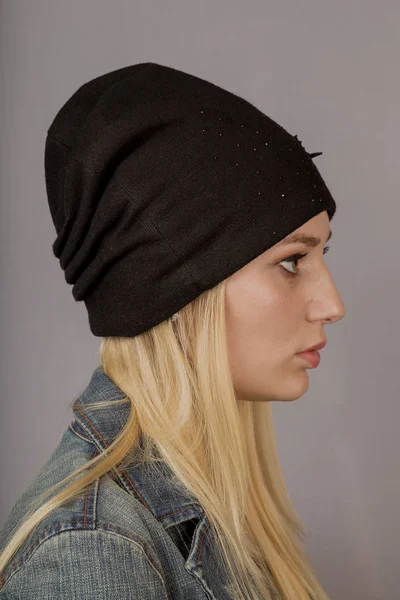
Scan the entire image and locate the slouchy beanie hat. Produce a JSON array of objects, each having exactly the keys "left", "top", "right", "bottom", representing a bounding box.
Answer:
[{"left": 44, "top": 62, "right": 336, "bottom": 337}]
